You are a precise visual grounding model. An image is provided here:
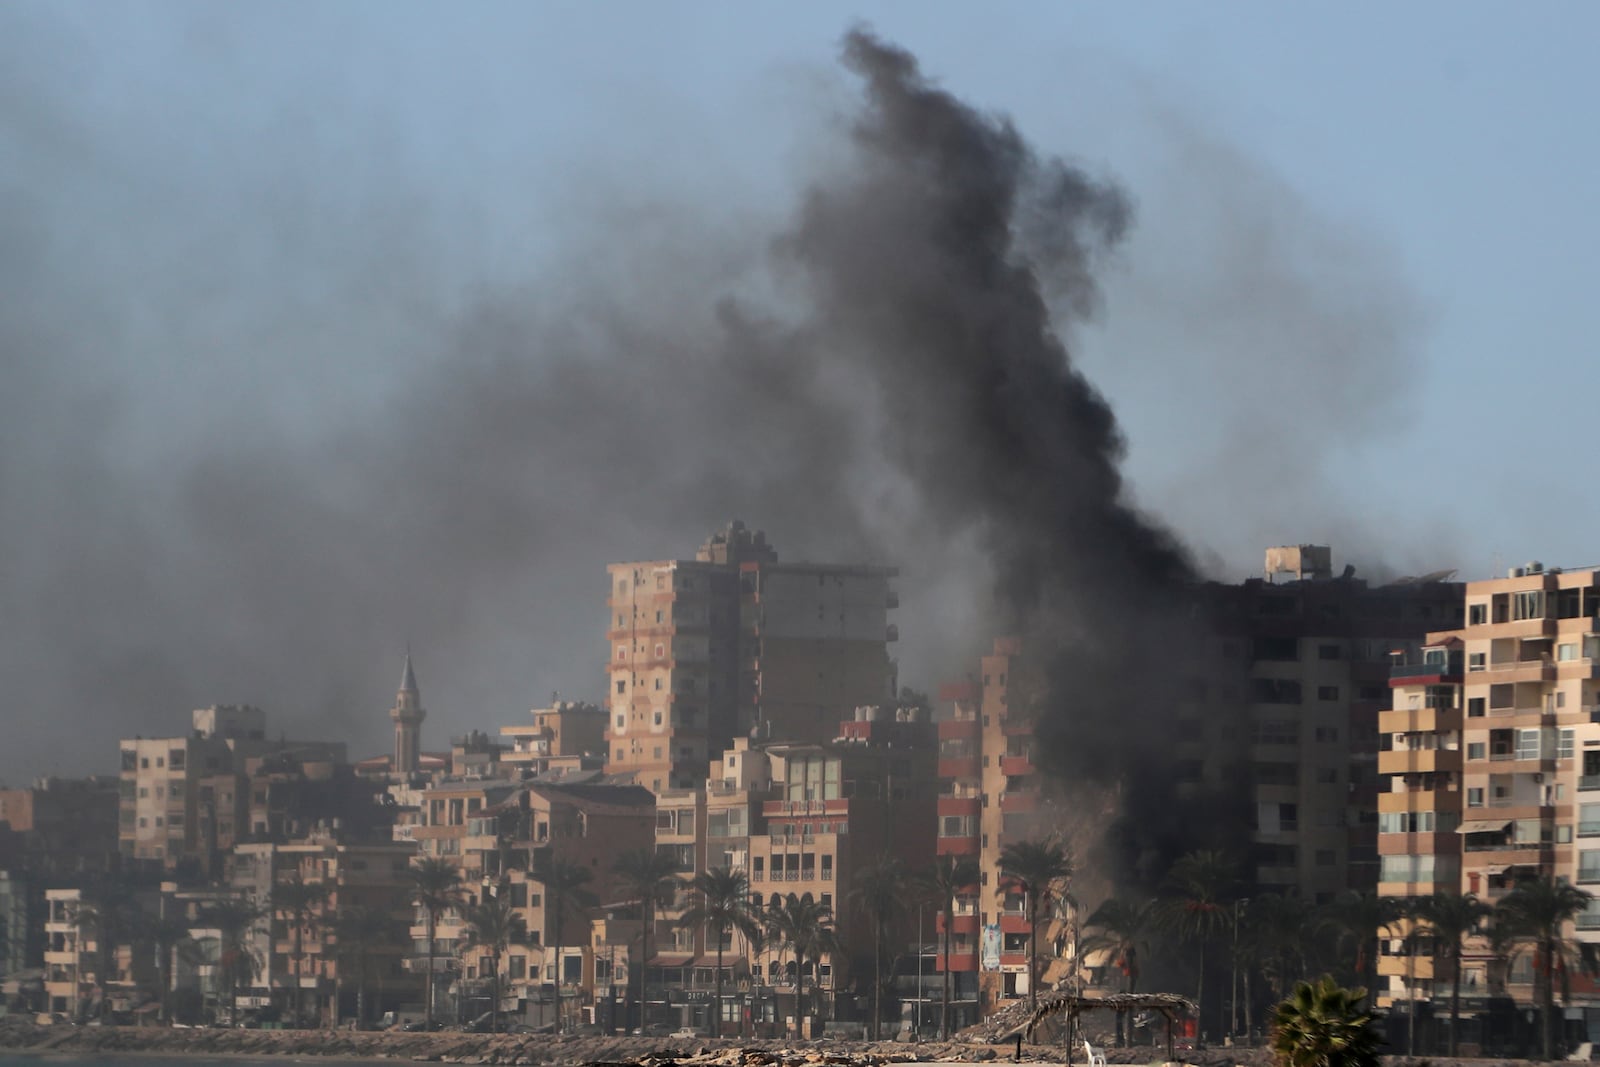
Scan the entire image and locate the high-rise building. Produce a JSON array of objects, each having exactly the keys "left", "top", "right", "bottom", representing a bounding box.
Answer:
[
  {"left": 935, "top": 548, "right": 1465, "bottom": 1024},
  {"left": 605, "top": 522, "right": 897, "bottom": 791},
  {"left": 1380, "top": 562, "right": 1600, "bottom": 1026}
]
